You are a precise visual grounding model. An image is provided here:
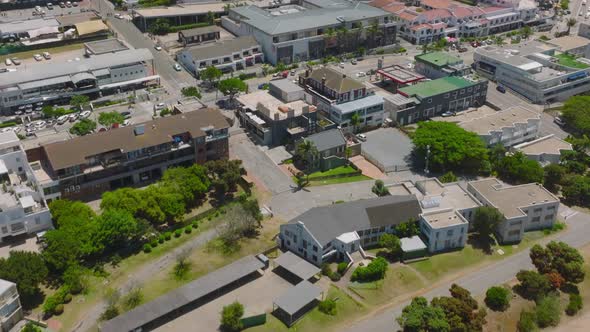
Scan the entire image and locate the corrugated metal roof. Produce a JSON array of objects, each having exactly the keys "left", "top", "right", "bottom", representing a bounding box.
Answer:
[
  {"left": 274, "top": 252, "right": 321, "bottom": 280},
  {"left": 274, "top": 280, "right": 322, "bottom": 316}
]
